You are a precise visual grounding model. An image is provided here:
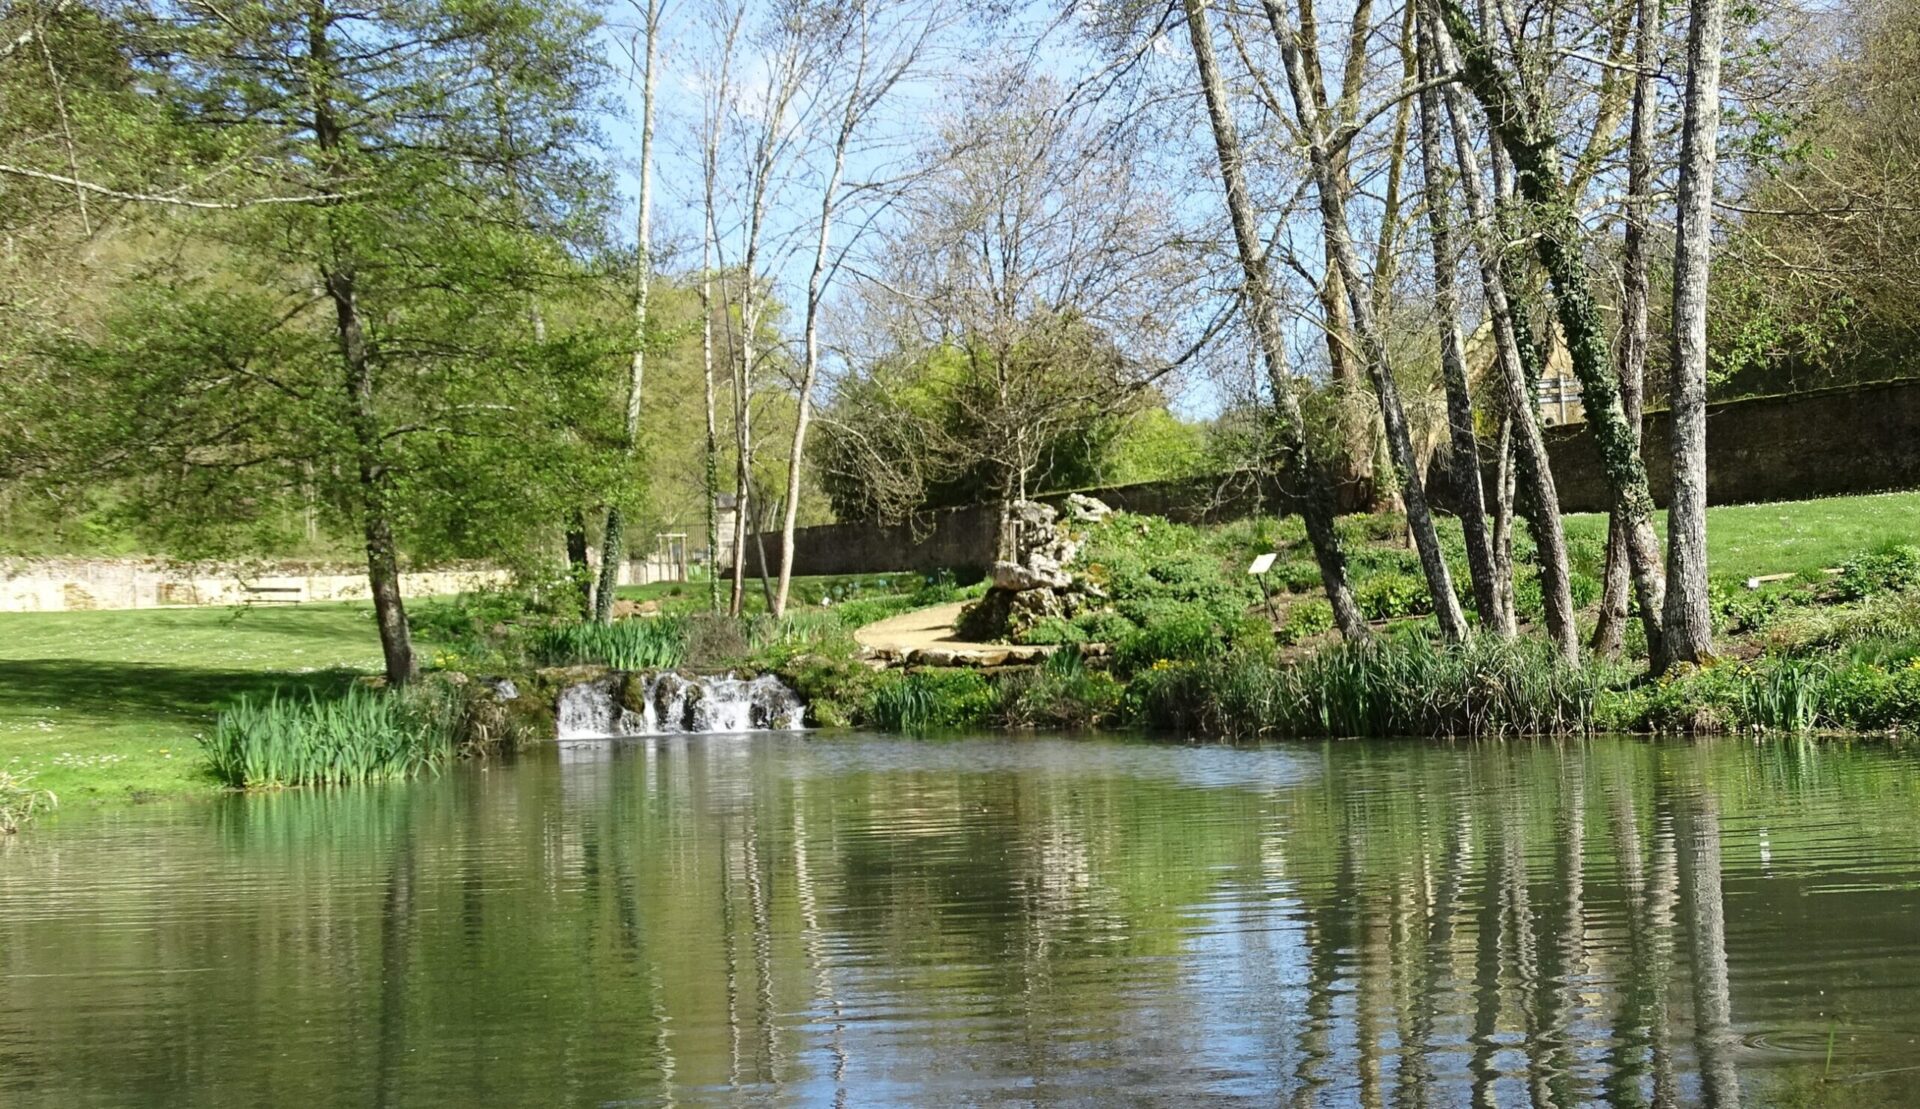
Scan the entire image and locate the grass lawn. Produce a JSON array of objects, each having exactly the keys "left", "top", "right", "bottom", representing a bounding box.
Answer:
[
  {"left": 1562, "top": 490, "right": 1920, "bottom": 583},
  {"left": 0, "top": 603, "right": 386, "bottom": 804}
]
